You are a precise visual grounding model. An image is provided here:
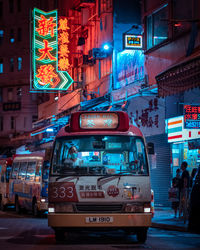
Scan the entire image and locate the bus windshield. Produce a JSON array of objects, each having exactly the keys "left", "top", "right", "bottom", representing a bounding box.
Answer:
[{"left": 51, "top": 135, "right": 148, "bottom": 176}]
